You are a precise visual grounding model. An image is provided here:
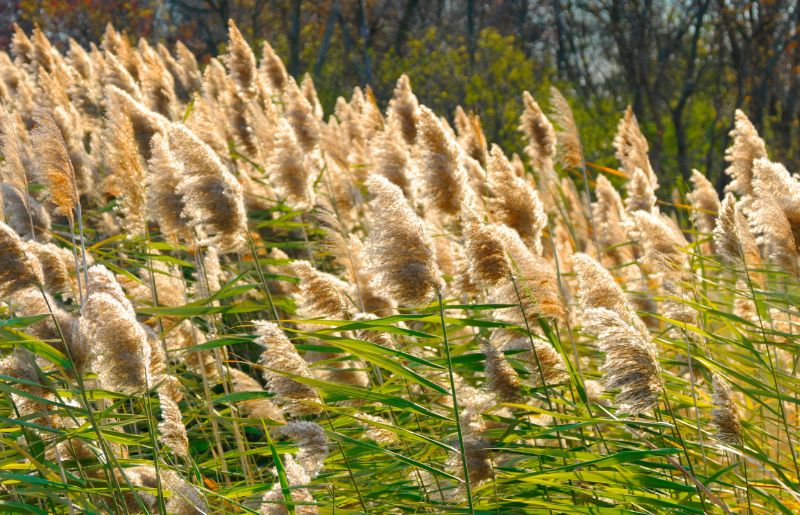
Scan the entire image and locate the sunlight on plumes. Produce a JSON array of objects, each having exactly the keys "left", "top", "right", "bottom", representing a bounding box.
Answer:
[
  {"left": 0, "top": 221, "right": 43, "bottom": 297},
  {"left": 548, "top": 86, "right": 584, "bottom": 169},
  {"left": 1, "top": 22, "right": 799, "bottom": 514},
  {"left": 30, "top": 107, "right": 79, "bottom": 222},
  {"left": 613, "top": 106, "right": 657, "bottom": 189},
  {"left": 724, "top": 109, "right": 766, "bottom": 199},
  {"left": 167, "top": 122, "right": 247, "bottom": 252},
  {"left": 711, "top": 374, "right": 742, "bottom": 446},
  {"left": 387, "top": 74, "right": 419, "bottom": 145},
  {"left": 254, "top": 321, "right": 322, "bottom": 417},
  {"left": 364, "top": 175, "right": 444, "bottom": 306},
  {"left": 413, "top": 106, "right": 472, "bottom": 216}
]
